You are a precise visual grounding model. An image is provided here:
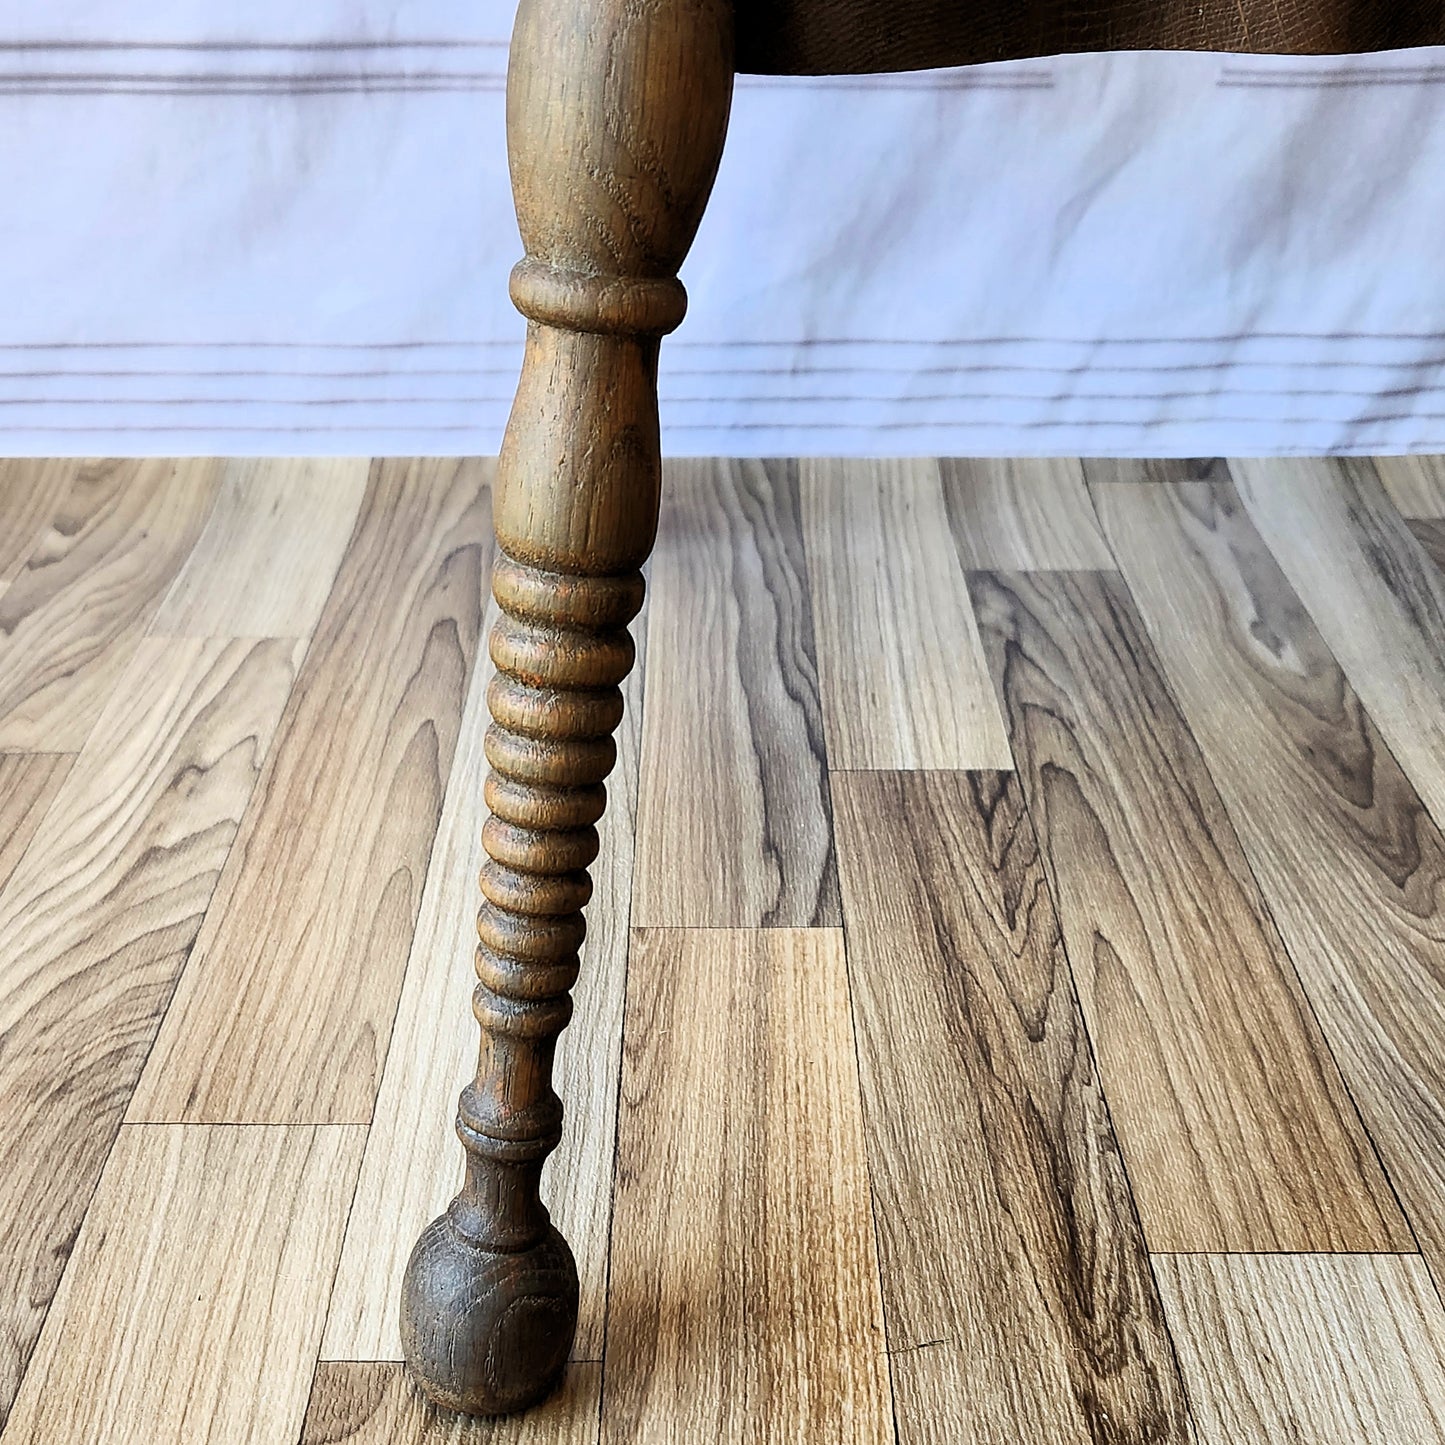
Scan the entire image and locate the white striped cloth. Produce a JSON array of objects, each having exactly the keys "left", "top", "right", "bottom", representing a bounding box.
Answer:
[{"left": 1, "top": 2, "right": 1443, "bottom": 456}]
